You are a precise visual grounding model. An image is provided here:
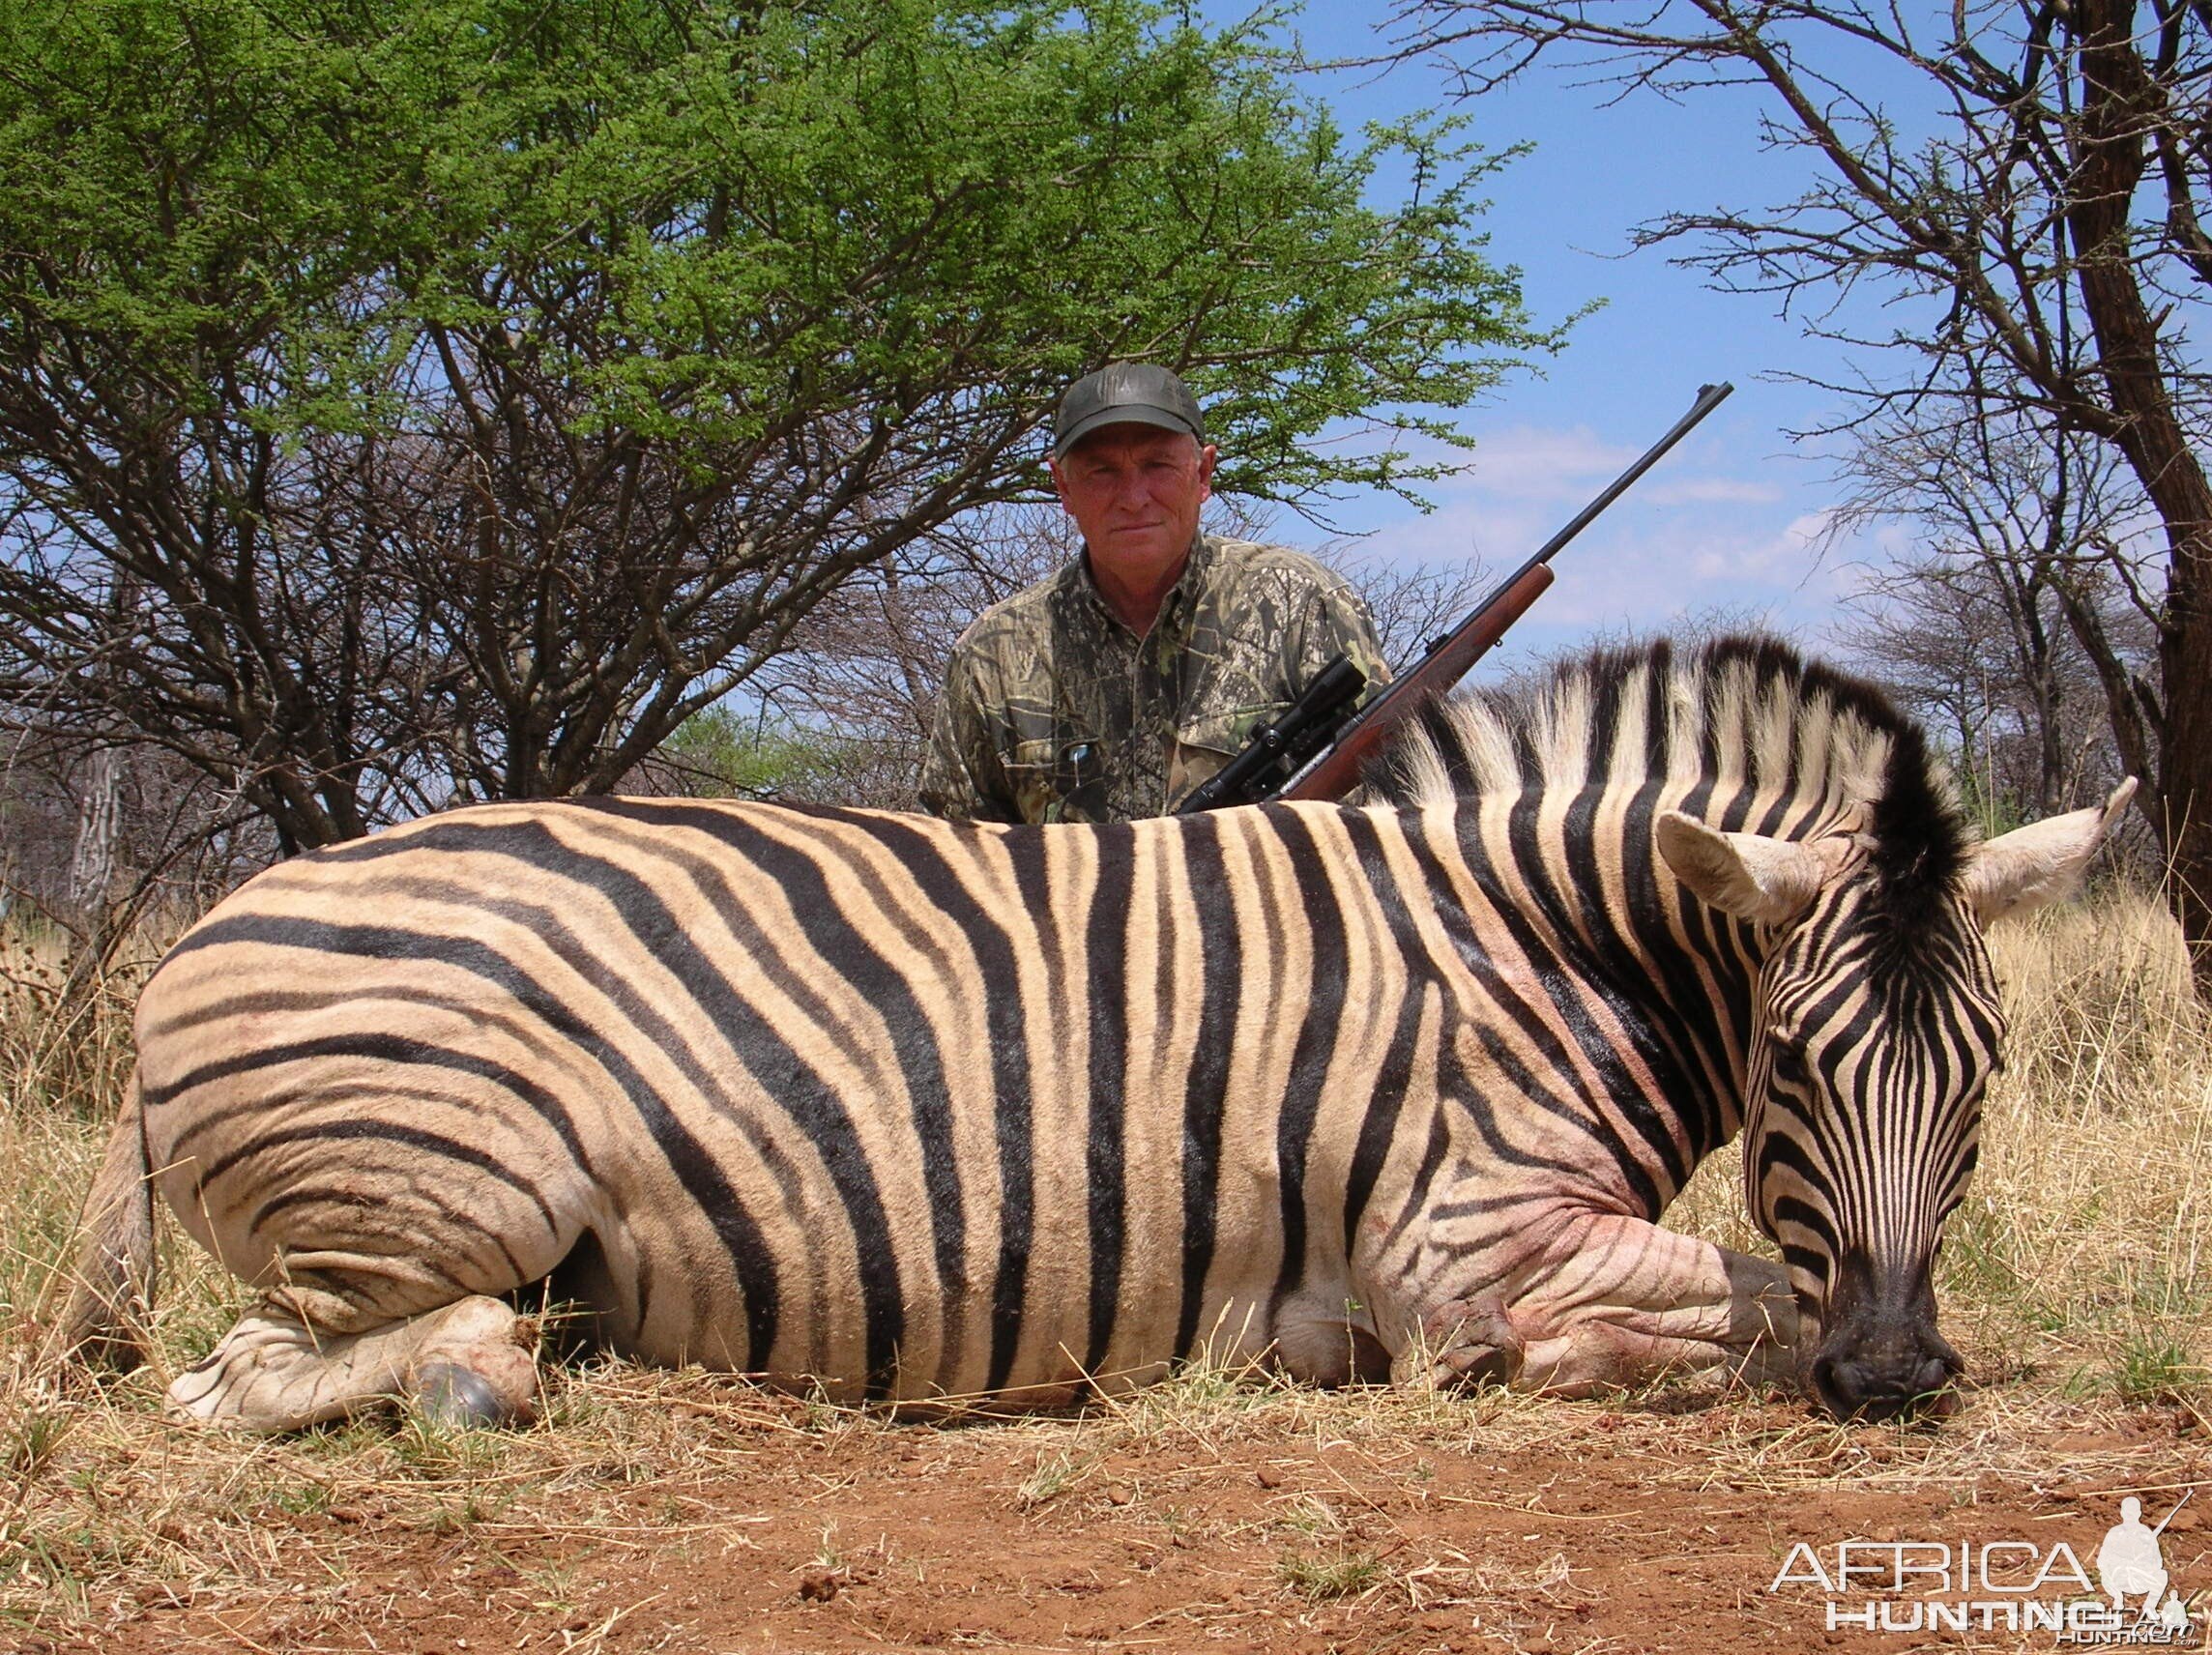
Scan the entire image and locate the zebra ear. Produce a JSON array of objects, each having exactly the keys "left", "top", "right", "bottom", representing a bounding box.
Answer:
[
  {"left": 1961, "top": 777, "right": 2137, "bottom": 928},
  {"left": 1655, "top": 811, "right": 1827, "bottom": 925}
]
